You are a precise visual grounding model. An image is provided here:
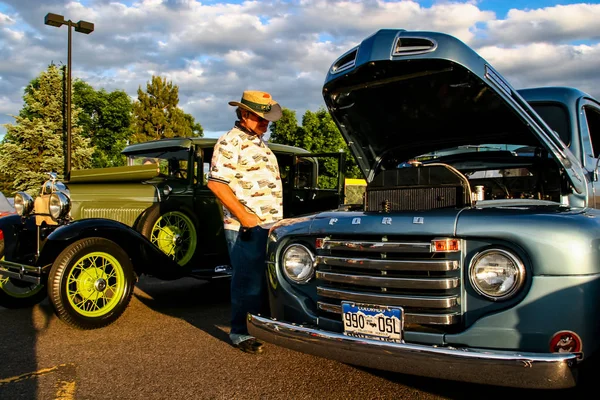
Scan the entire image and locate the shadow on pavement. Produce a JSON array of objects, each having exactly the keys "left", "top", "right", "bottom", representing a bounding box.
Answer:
[
  {"left": 131, "top": 275, "right": 600, "bottom": 397},
  {"left": 0, "top": 298, "right": 54, "bottom": 399},
  {"left": 355, "top": 361, "right": 594, "bottom": 399},
  {"left": 133, "top": 276, "right": 232, "bottom": 345}
]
